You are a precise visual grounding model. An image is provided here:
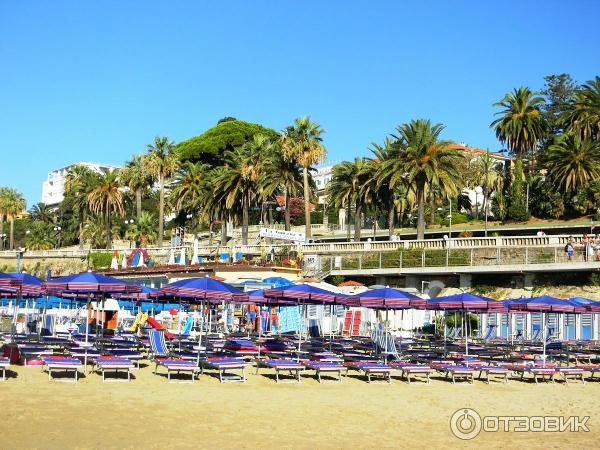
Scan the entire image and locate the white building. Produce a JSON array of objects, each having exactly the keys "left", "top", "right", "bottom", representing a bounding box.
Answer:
[
  {"left": 313, "top": 163, "right": 334, "bottom": 204},
  {"left": 42, "top": 162, "right": 121, "bottom": 205}
]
